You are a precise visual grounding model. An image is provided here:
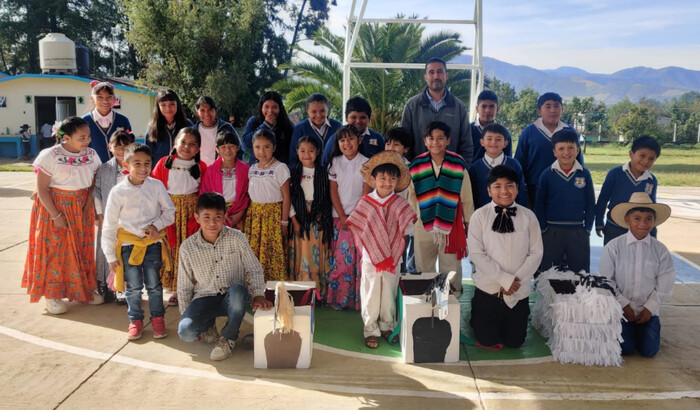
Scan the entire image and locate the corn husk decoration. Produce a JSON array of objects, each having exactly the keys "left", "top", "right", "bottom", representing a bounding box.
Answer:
[{"left": 273, "top": 282, "right": 296, "bottom": 334}]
